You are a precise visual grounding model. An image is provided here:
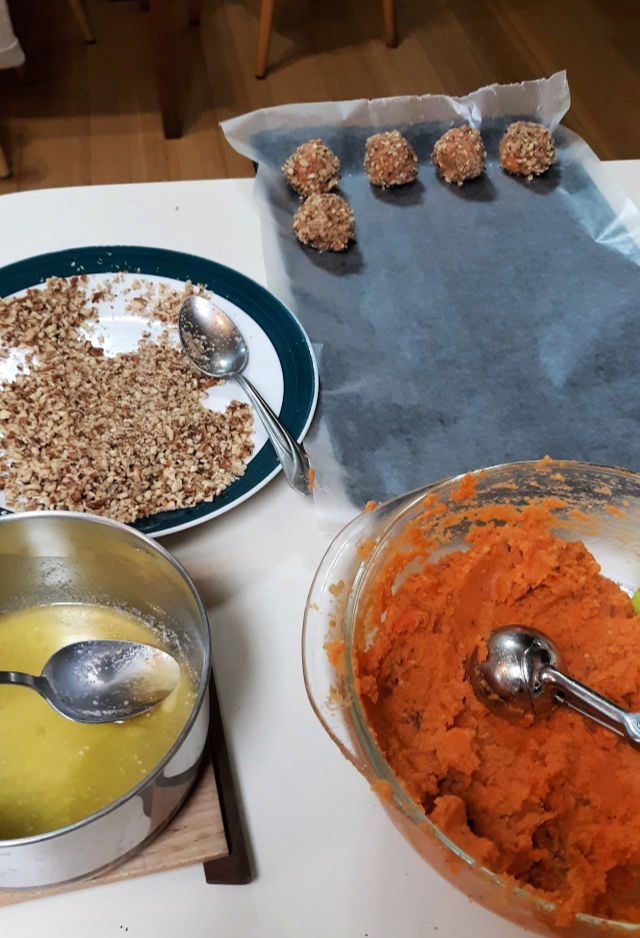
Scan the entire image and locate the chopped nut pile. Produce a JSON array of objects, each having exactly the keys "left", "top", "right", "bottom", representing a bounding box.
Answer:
[
  {"left": 0, "top": 274, "right": 98, "bottom": 356},
  {"left": 0, "top": 277, "right": 254, "bottom": 523}
]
